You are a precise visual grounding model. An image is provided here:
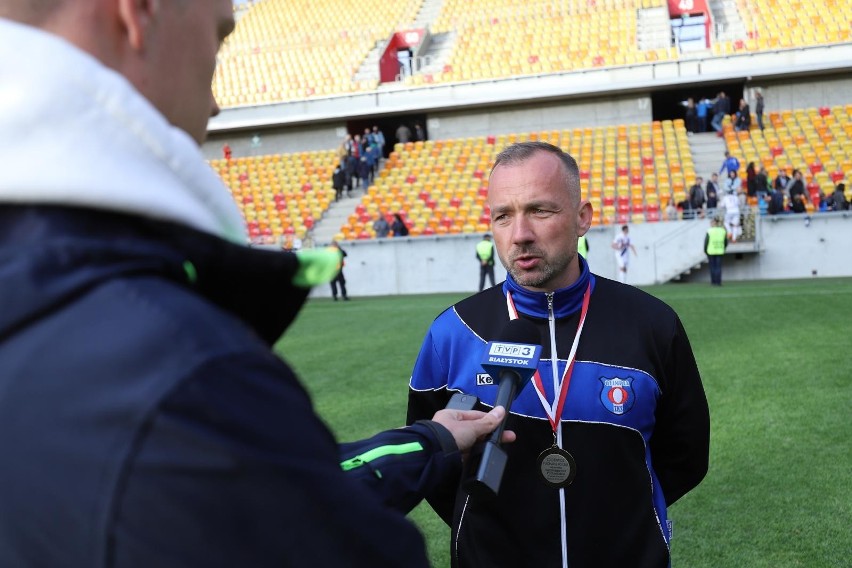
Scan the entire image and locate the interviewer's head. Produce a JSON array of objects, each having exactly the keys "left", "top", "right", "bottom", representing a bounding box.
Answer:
[{"left": 0, "top": 0, "right": 235, "bottom": 144}]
